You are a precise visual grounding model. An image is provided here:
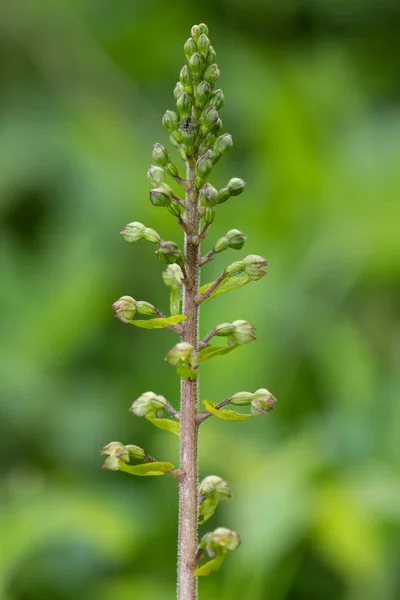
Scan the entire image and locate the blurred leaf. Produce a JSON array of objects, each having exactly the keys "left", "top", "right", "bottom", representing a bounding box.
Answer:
[
  {"left": 200, "top": 275, "right": 251, "bottom": 302},
  {"left": 118, "top": 461, "right": 174, "bottom": 476},
  {"left": 199, "top": 344, "right": 239, "bottom": 362},
  {"left": 129, "top": 315, "right": 186, "bottom": 329},
  {"left": 203, "top": 400, "right": 253, "bottom": 421},
  {"left": 170, "top": 287, "right": 182, "bottom": 316},
  {"left": 147, "top": 417, "right": 181, "bottom": 437},
  {"left": 198, "top": 497, "right": 218, "bottom": 525},
  {"left": 195, "top": 551, "right": 227, "bottom": 576},
  {"left": 176, "top": 364, "right": 198, "bottom": 381}
]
